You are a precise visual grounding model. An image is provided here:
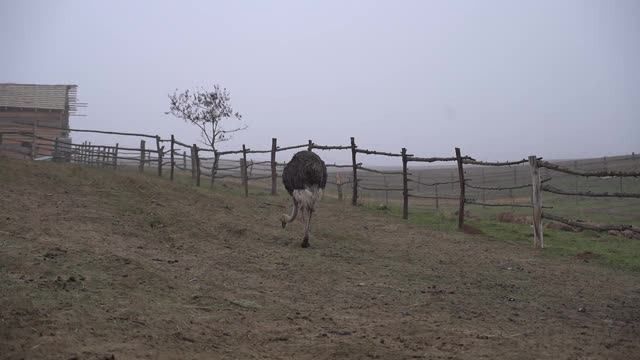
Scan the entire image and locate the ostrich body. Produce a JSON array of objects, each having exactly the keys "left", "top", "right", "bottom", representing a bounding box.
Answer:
[{"left": 280, "top": 151, "right": 328, "bottom": 248}]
